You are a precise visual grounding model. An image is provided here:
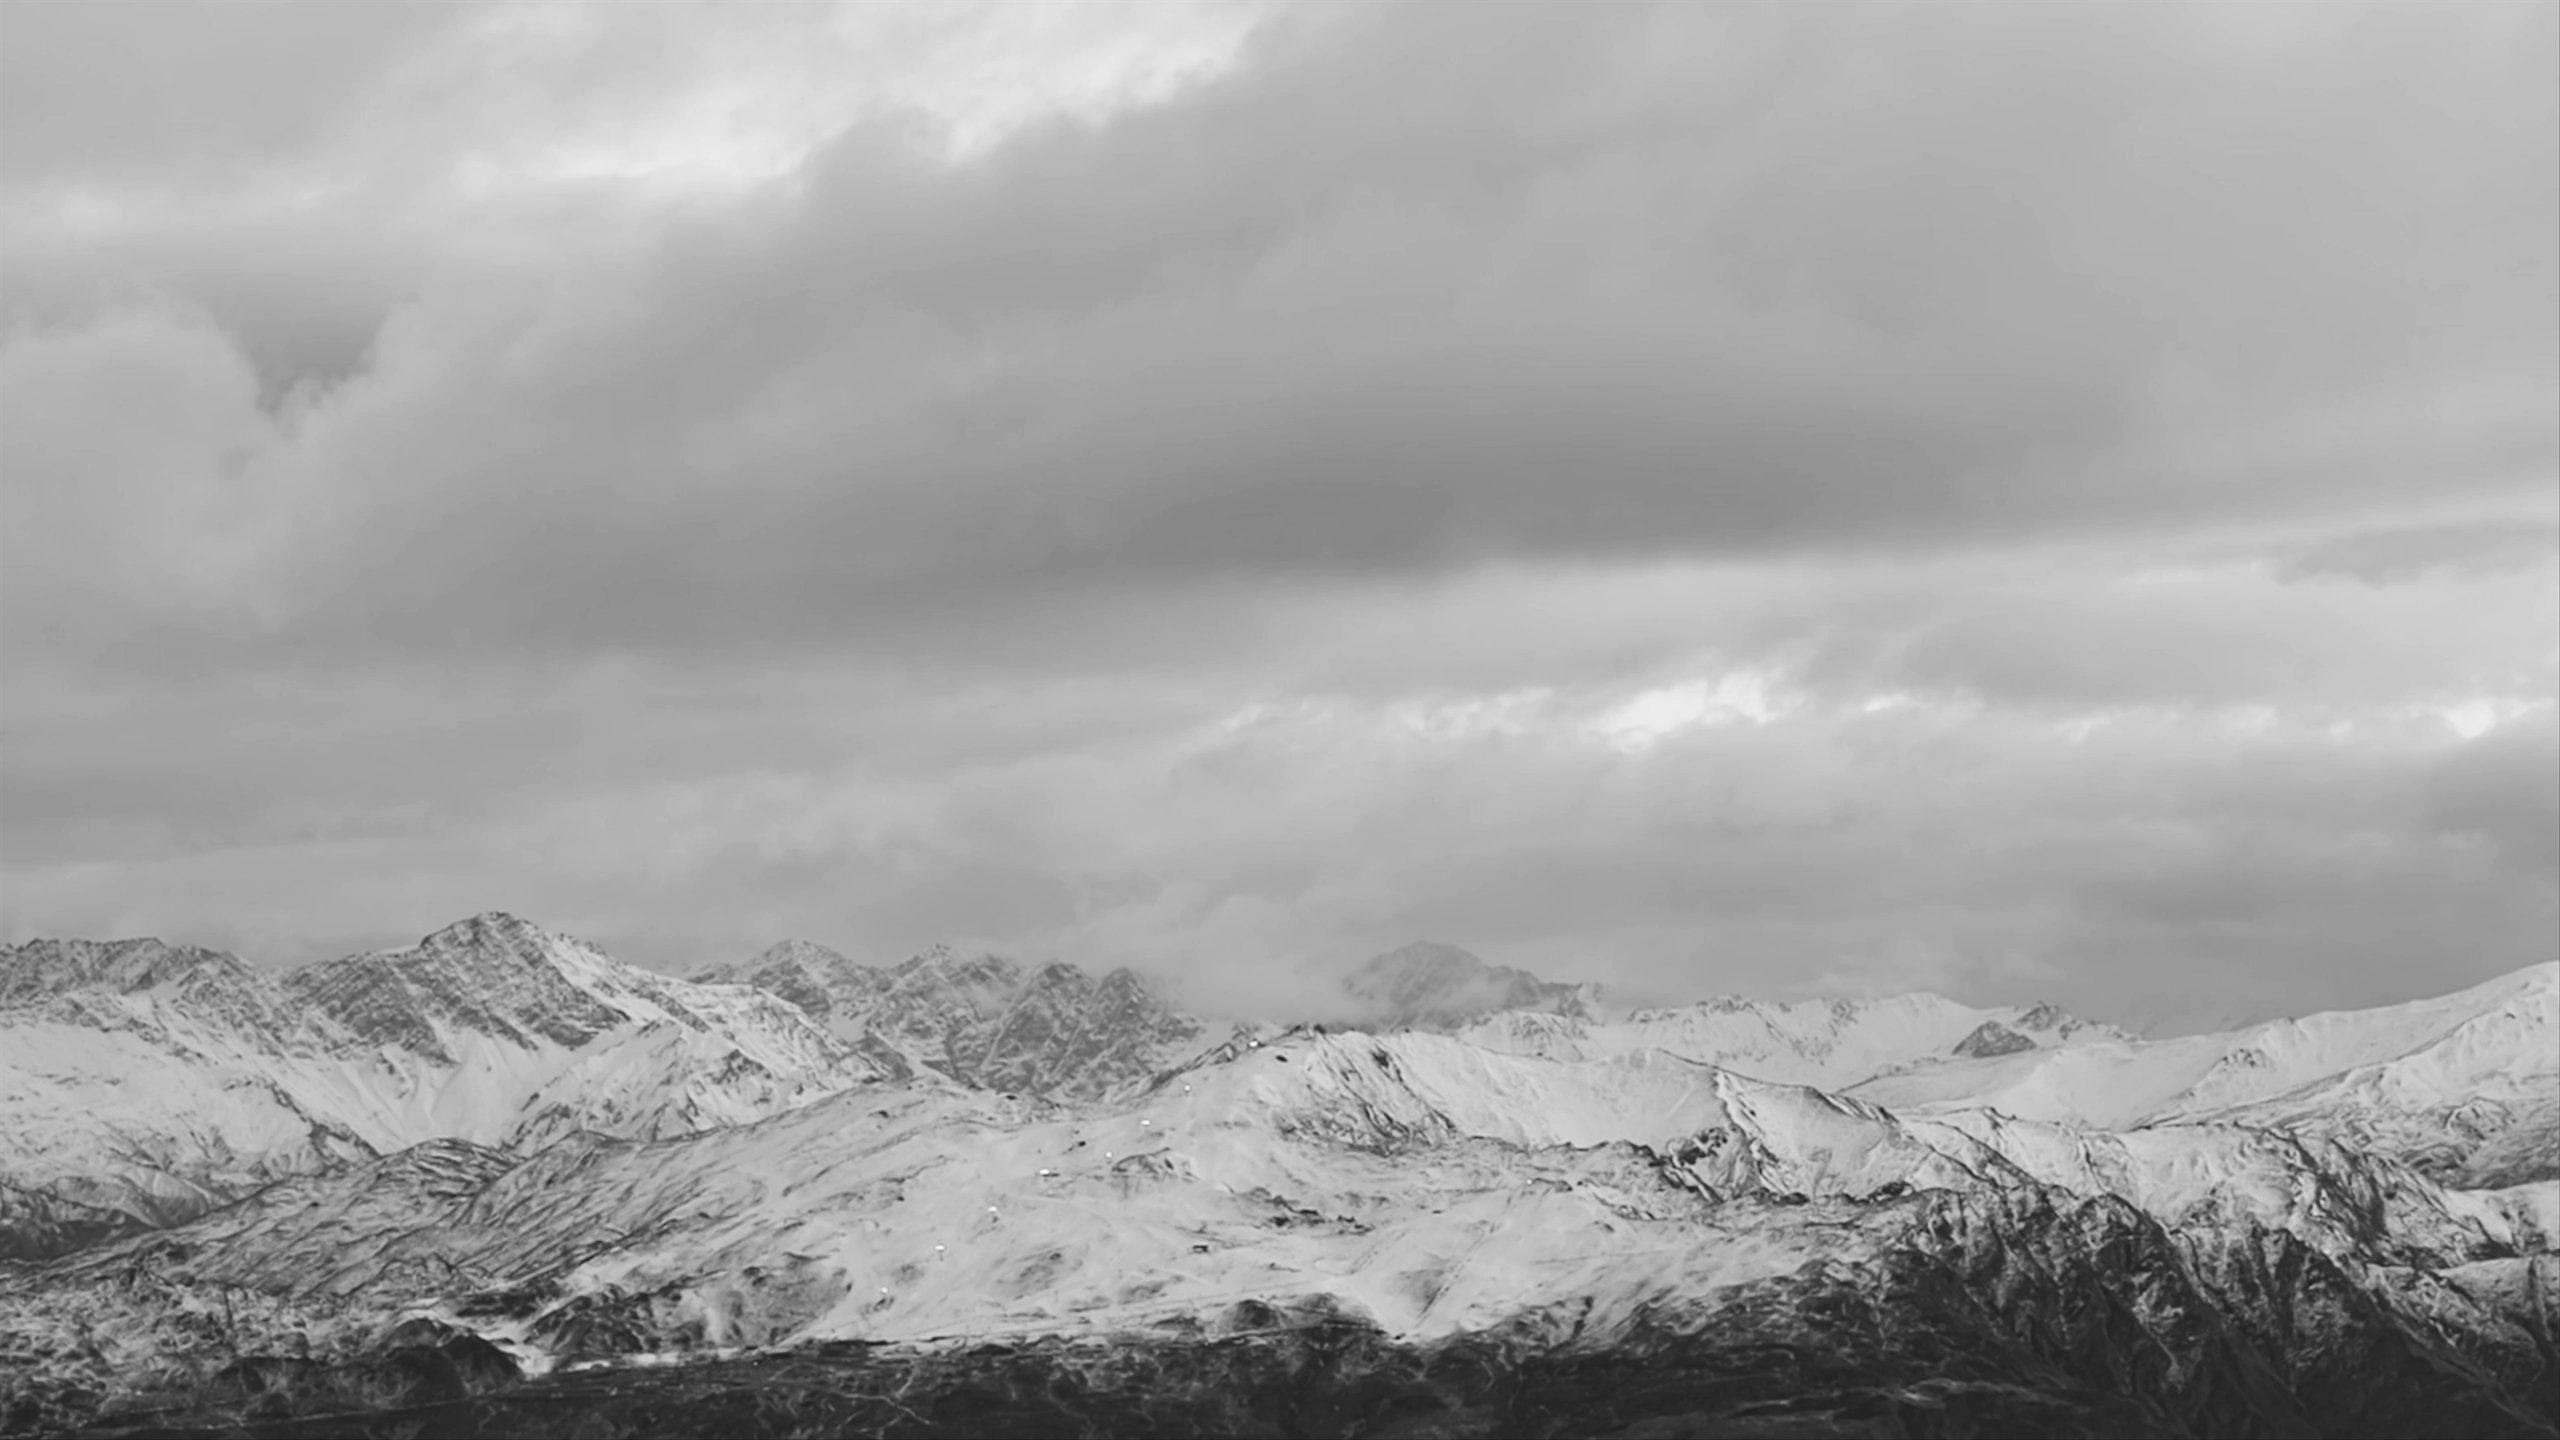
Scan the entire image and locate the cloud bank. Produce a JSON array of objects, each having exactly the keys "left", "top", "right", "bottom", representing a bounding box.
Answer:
[{"left": 3, "top": 0, "right": 2552, "bottom": 1031}]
